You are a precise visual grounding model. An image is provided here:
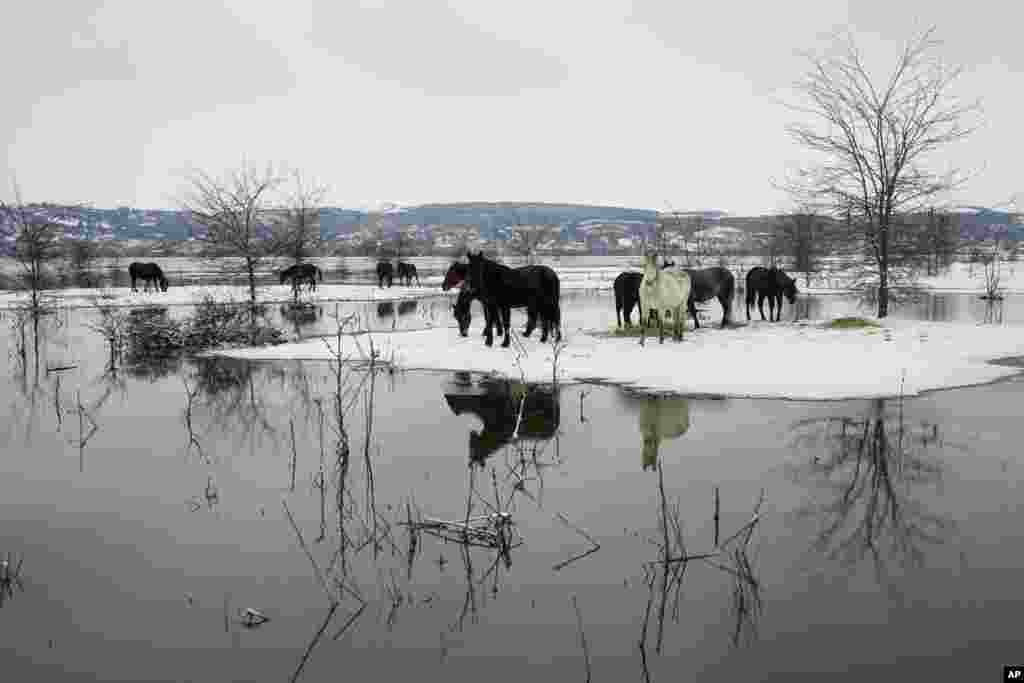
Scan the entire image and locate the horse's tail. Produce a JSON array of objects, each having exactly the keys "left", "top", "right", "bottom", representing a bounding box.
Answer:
[
  {"left": 745, "top": 271, "right": 756, "bottom": 320},
  {"left": 550, "top": 273, "right": 562, "bottom": 339}
]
